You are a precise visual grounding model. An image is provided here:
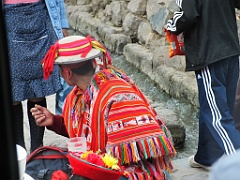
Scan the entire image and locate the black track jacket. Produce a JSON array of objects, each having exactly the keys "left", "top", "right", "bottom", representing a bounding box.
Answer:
[{"left": 166, "top": 0, "right": 240, "bottom": 71}]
